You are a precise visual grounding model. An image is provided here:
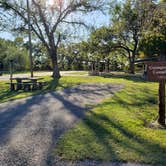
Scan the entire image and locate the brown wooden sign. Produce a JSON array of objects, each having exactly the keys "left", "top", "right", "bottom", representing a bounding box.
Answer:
[
  {"left": 146, "top": 61, "right": 166, "bottom": 126},
  {"left": 146, "top": 61, "right": 166, "bottom": 81}
]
